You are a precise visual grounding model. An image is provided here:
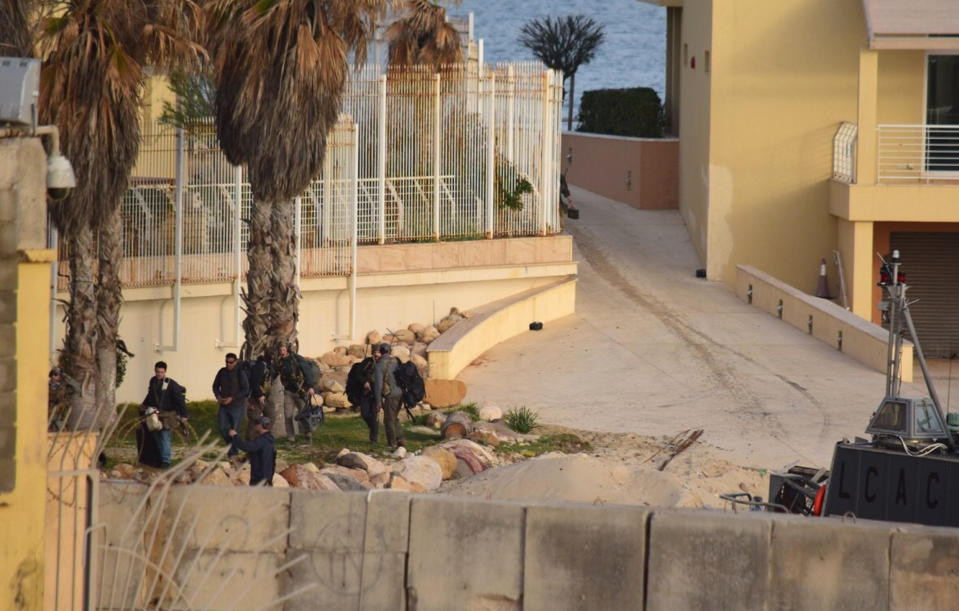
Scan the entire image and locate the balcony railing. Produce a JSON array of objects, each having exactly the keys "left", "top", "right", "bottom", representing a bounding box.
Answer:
[
  {"left": 832, "top": 121, "right": 858, "bottom": 183},
  {"left": 878, "top": 124, "right": 959, "bottom": 182}
]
